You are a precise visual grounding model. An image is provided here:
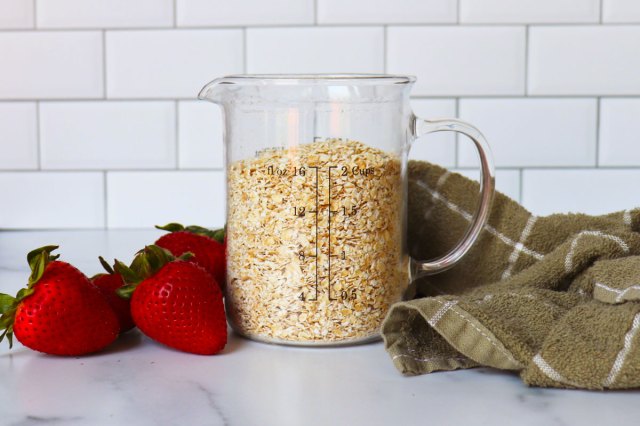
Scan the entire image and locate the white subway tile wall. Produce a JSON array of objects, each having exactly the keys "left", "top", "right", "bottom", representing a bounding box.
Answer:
[
  {"left": 0, "top": 172, "right": 105, "bottom": 228},
  {"left": 36, "top": 0, "right": 175, "bottom": 28},
  {"left": 40, "top": 101, "right": 176, "bottom": 170},
  {"left": 106, "top": 29, "right": 243, "bottom": 98},
  {"left": 178, "top": 102, "right": 224, "bottom": 169},
  {"left": 177, "top": 0, "right": 315, "bottom": 26},
  {"left": 599, "top": 99, "right": 640, "bottom": 166},
  {"left": 0, "top": 1, "right": 638, "bottom": 228},
  {"left": 317, "top": 0, "right": 457, "bottom": 24},
  {"left": 528, "top": 26, "right": 640, "bottom": 95},
  {"left": 247, "top": 27, "right": 384, "bottom": 74},
  {"left": 458, "top": 98, "right": 597, "bottom": 167},
  {"left": 107, "top": 171, "right": 225, "bottom": 228},
  {"left": 459, "top": 0, "right": 600, "bottom": 23},
  {"left": 602, "top": 0, "right": 640, "bottom": 23},
  {"left": 0, "top": 103, "right": 38, "bottom": 170},
  {"left": 0, "top": 32, "right": 103, "bottom": 99},
  {"left": 387, "top": 26, "right": 526, "bottom": 96},
  {"left": 0, "top": 0, "right": 34, "bottom": 28}
]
